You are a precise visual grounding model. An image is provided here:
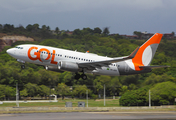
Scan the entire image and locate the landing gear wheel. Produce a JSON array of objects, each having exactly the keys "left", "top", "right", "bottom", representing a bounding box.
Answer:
[
  {"left": 21, "top": 64, "right": 25, "bottom": 69},
  {"left": 81, "top": 74, "right": 87, "bottom": 80},
  {"left": 75, "top": 74, "right": 81, "bottom": 80}
]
